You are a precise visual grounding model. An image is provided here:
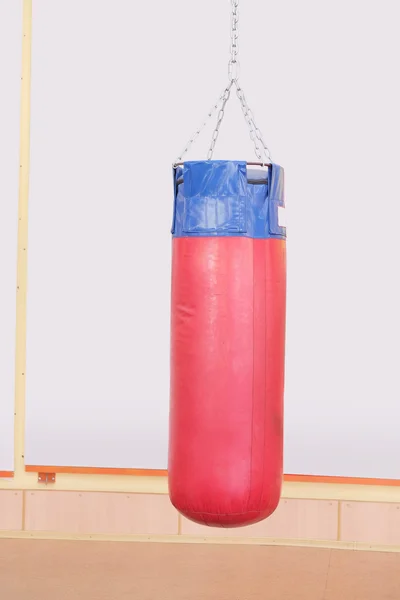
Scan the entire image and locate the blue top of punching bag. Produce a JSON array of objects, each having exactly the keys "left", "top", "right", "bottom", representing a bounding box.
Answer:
[{"left": 172, "top": 160, "right": 286, "bottom": 239}]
